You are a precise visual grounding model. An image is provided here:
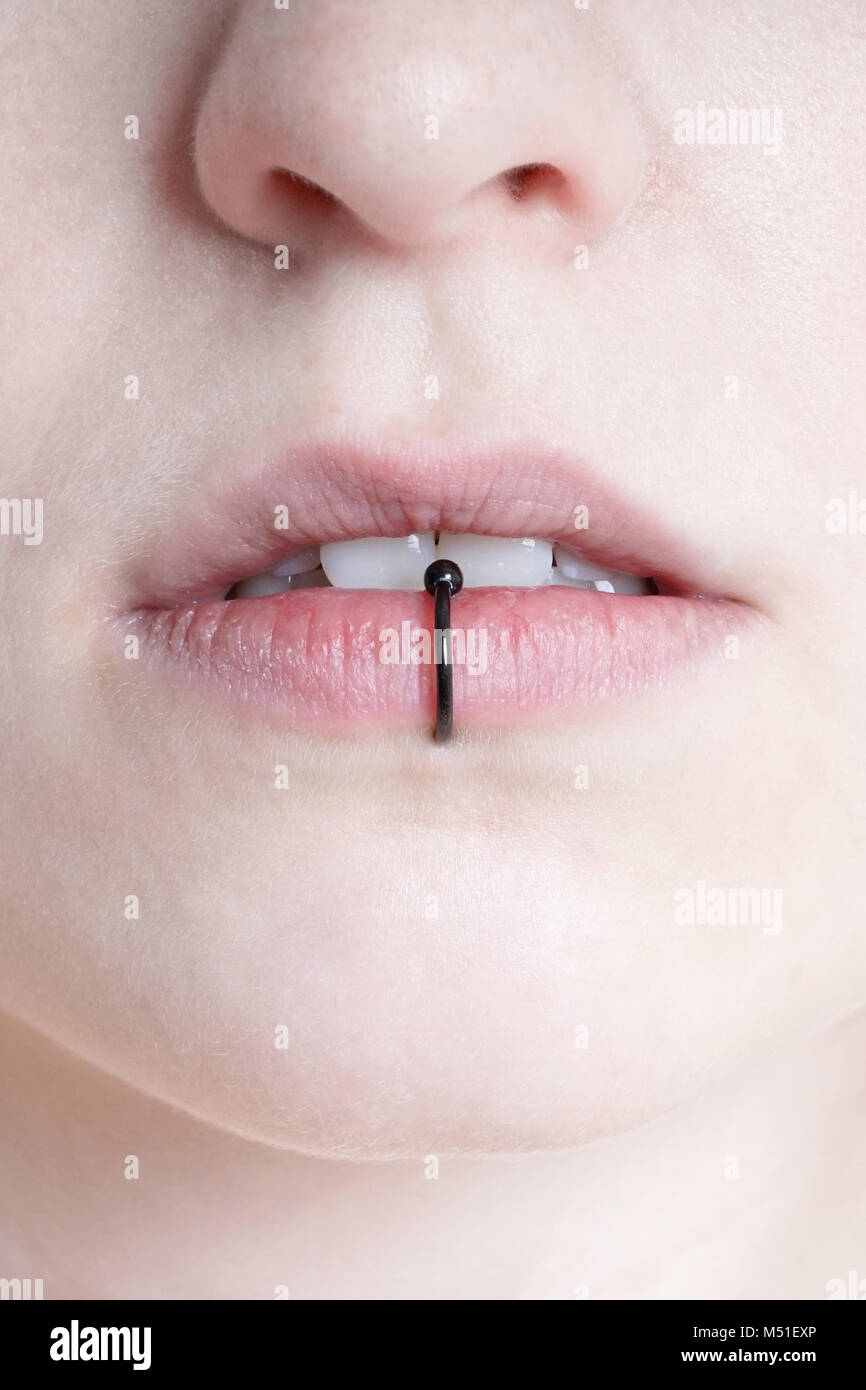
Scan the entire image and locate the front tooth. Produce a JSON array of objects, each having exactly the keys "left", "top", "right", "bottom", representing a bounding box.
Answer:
[
  {"left": 319, "top": 533, "right": 435, "bottom": 589},
  {"left": 553, "top": 544, "right": 648, "bottom": 594},
  {"left": 436, "top": 534, "right": 553, "bottom": 587}
]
